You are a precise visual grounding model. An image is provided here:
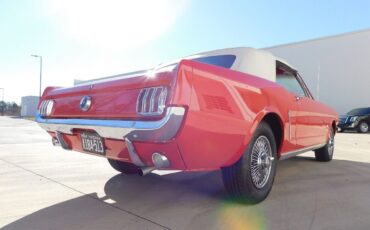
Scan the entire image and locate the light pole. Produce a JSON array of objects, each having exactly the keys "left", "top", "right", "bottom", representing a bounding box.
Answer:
[
  {"left": 0, "top": 88, "right": 4, "bottom": 116},
  {"left": 0, "top": 88, "right": 4, "bottom": 102},
  {"left": 31, "top": 54, "right": 42, "bottom": 97}
]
